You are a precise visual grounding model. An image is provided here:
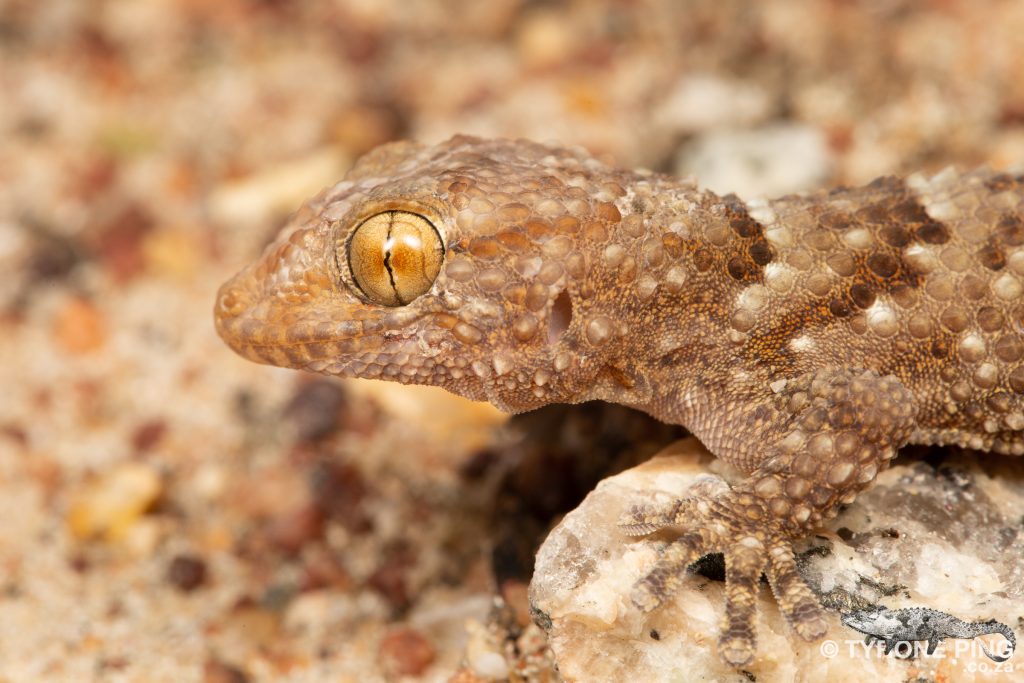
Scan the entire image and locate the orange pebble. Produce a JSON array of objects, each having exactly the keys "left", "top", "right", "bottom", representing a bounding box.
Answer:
[{"left": 53, "top": 297, "right": 106, "bottom": 354}]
